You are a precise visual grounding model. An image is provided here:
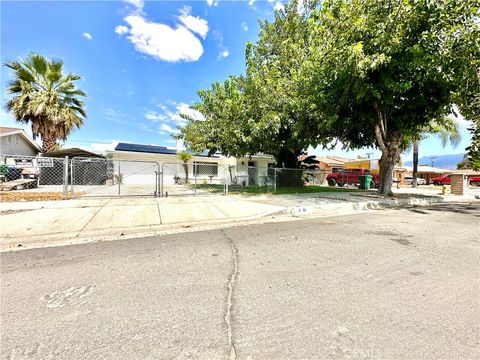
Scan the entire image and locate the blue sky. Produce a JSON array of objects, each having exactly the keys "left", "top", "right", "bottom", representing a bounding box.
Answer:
[{"left": 0, "top": 0, "right": 473, "bottom": 161}]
